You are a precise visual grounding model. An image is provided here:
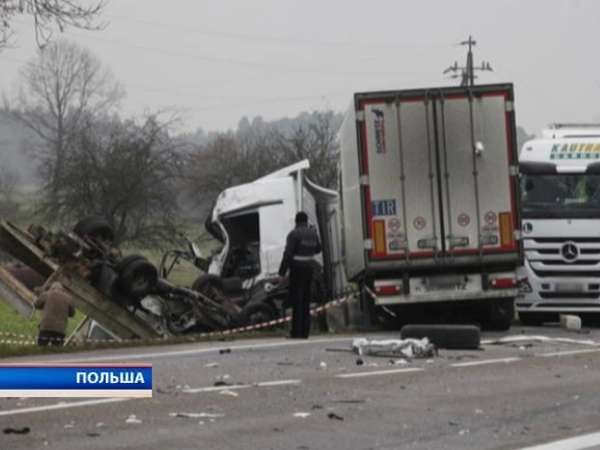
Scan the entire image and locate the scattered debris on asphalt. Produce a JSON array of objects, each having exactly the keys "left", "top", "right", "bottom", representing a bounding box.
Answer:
[
  {"left": 352, "top": 337, "right": 437, "bottom": 358},
  {"left": 3, "top": 427, "right": 30, "bottom": 434},
  {"left": 125, "top": 414, "right": 142, "bottom": 424},
  {"left": 219, "top": 349, "right": 232, "bottom": 354},
  {"left": 169, "top": 412, "right": 225, "bottom": 419},
  {"left": 293, "top": 412, "right": 311, "bottom": 418},
  {"left": 328, "top": 412, "right": 344, "bottom": 420}
]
